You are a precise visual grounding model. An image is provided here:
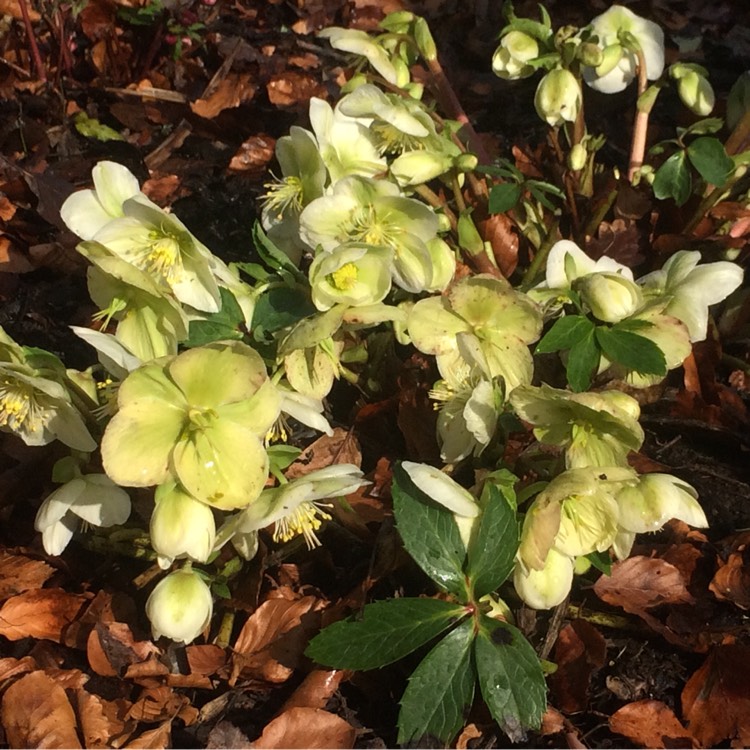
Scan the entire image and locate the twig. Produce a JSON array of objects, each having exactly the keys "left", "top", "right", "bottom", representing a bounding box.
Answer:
[
  {"left": 105, "top": 86, "right": 188, "bottom": 103},
  {"left": 725, "top": 108, "right": 750, "bottom": 156}
]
